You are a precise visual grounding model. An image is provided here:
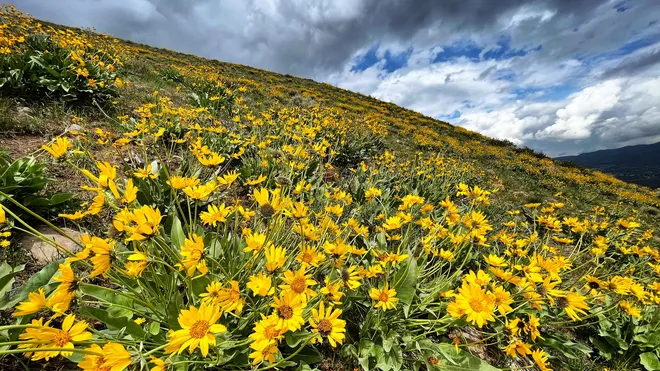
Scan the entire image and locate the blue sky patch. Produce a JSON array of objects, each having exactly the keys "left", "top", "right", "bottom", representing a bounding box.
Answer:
[
  {"left": 382, "top": 47, "right": 413, "bottom": 73},
  {"left": 483, "top": 37, "right": 530, "bottom": 61},
  {"left": 351, "top": 44, "right": 413, "bottom": 73},
  {"left": 432, "top": 40, "right": 482, "bottom": 63},
  {"left": 350, "top": 43, "right": 380, "bottom": 72}
]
